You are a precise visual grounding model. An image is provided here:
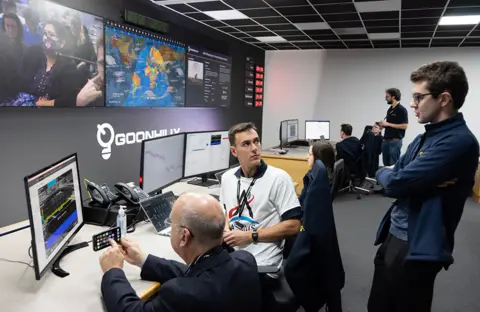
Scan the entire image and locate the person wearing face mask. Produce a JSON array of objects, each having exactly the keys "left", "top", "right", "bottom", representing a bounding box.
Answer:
[
  {"left": 21, "top": 20, "right": 84, "bottom": 107},
  {"left": 368, "top": 61, "right": 479, "bottom": 312},
  {"left": 99, "top": 192, "right": 262, "bottom": 312},
  {"left": 299, "top": 141, "right": 336, "bottom": 207},
  {"left": 379, "top": 88, "right": 409, "bottom": 166}
]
